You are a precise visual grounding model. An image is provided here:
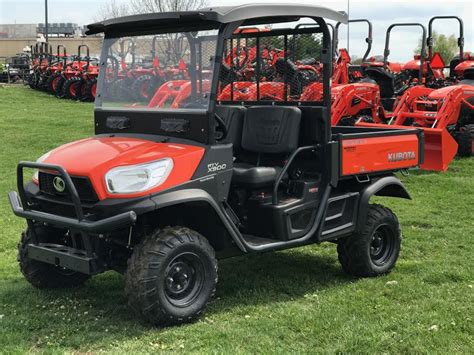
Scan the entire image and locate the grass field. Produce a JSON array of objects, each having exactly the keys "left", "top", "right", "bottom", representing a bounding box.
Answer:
[{"left": 0, "top": 85, "right": 472, "bottom": 353}]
